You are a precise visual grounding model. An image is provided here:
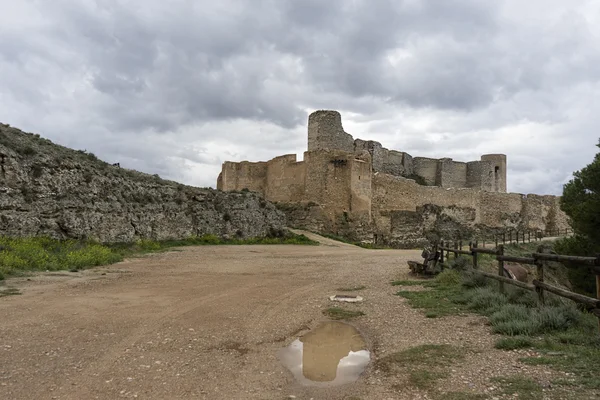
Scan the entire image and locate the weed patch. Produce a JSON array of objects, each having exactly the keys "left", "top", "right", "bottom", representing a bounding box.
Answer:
[
  {"left": 408, "top": 369, "right": 447, "bottom": 390},
  {"left": 490, "top": 376, "right": 542, "bottom": 400},
  {"left": 0, "top": 231, "right": 318, "bottom": 278},
  {"left": 379, "top": 344, "right": 464, "bottom": 391},
  {"left": 494, "top": 336, "right": 534, "bottom": 350},
  {"left": 378, "top": 344, "right": 464, "bottom": 373},
  {"left": 322, "top": 307, "right": 365, "bottom": 320},
  {"left": 0, "top": 287, "right": 21, "bottom": 297}
]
